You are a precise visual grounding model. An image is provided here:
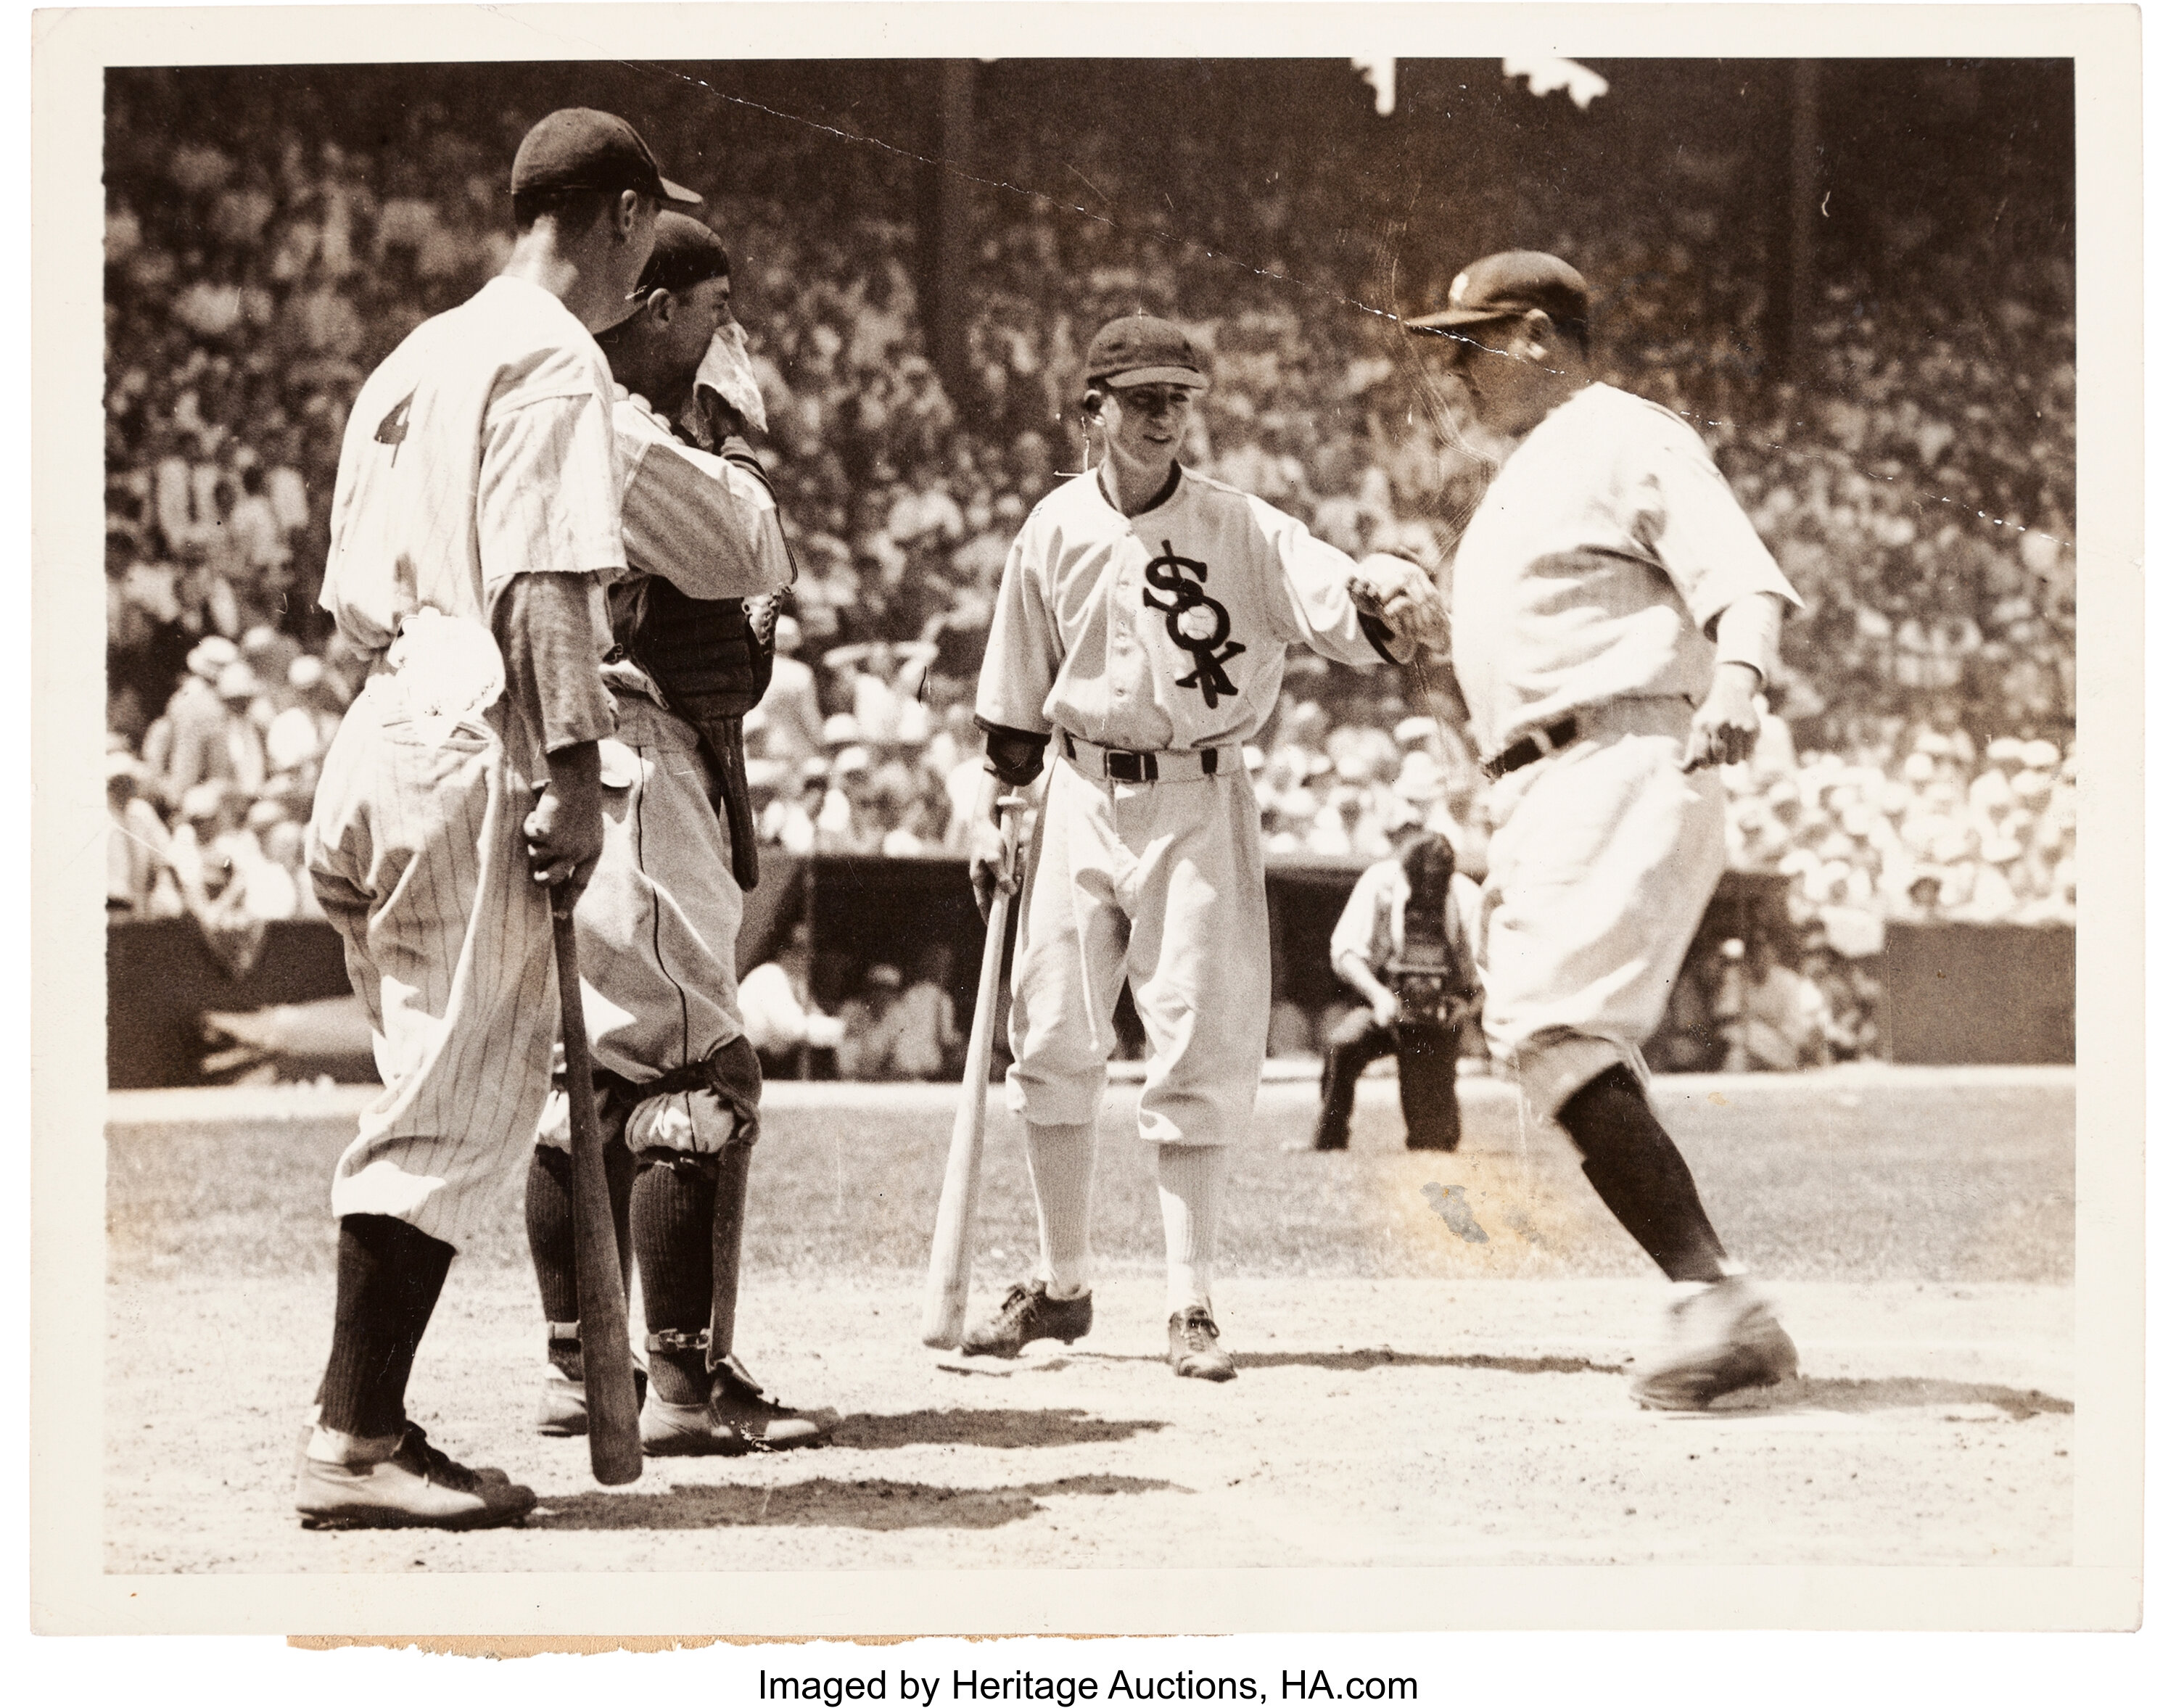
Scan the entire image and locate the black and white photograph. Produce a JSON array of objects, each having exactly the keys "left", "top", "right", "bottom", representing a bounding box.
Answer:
[{"left": 30, "top": 1, "right": 2146, "bottom": 1641}]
